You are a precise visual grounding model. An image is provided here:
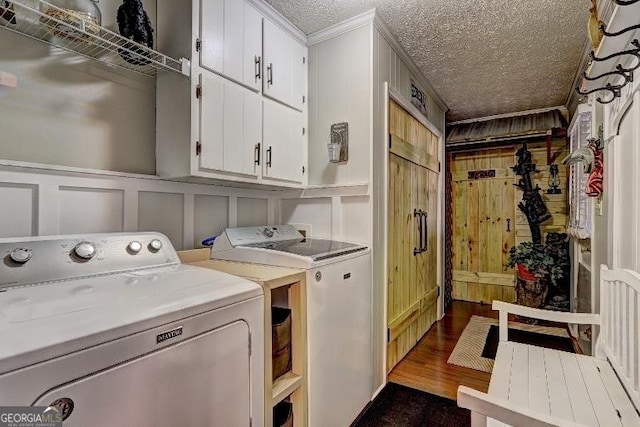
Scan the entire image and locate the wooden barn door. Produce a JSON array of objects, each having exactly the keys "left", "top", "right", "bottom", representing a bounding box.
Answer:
[
  {"left": 387, "top": 100, "right": 440, "bottom": 372},
  {"left": 450, "top": 148, "right": 517, "bottom": 304}
]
